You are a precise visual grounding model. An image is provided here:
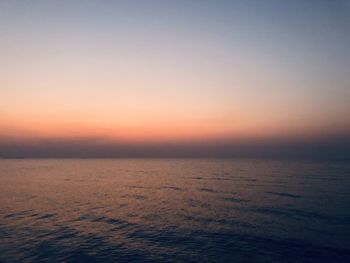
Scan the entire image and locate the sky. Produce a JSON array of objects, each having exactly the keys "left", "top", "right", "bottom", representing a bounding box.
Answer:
[{"left": 1, "top": 0, "right": 350, "bottom": 158}]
